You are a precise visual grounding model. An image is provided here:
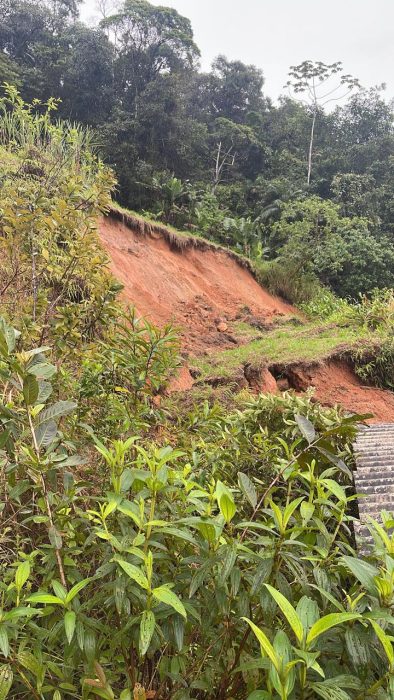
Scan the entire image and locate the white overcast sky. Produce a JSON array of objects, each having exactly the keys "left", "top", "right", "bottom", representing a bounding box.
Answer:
[{"left": 80, "top": 0, "right": 394, "bottom": 103}]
